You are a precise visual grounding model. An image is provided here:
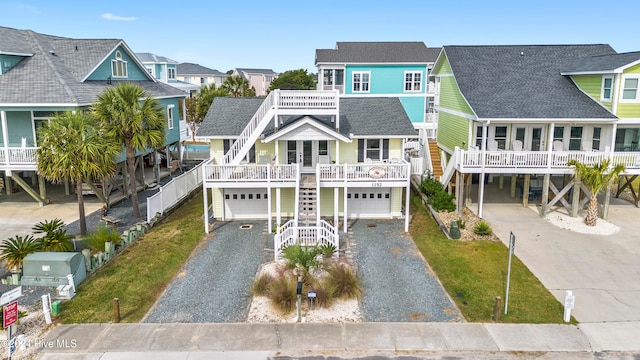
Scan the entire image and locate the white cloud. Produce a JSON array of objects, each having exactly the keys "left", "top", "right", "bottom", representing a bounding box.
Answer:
[{"left": 101, "top": 13, "right": 137, "bottom": 21}]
